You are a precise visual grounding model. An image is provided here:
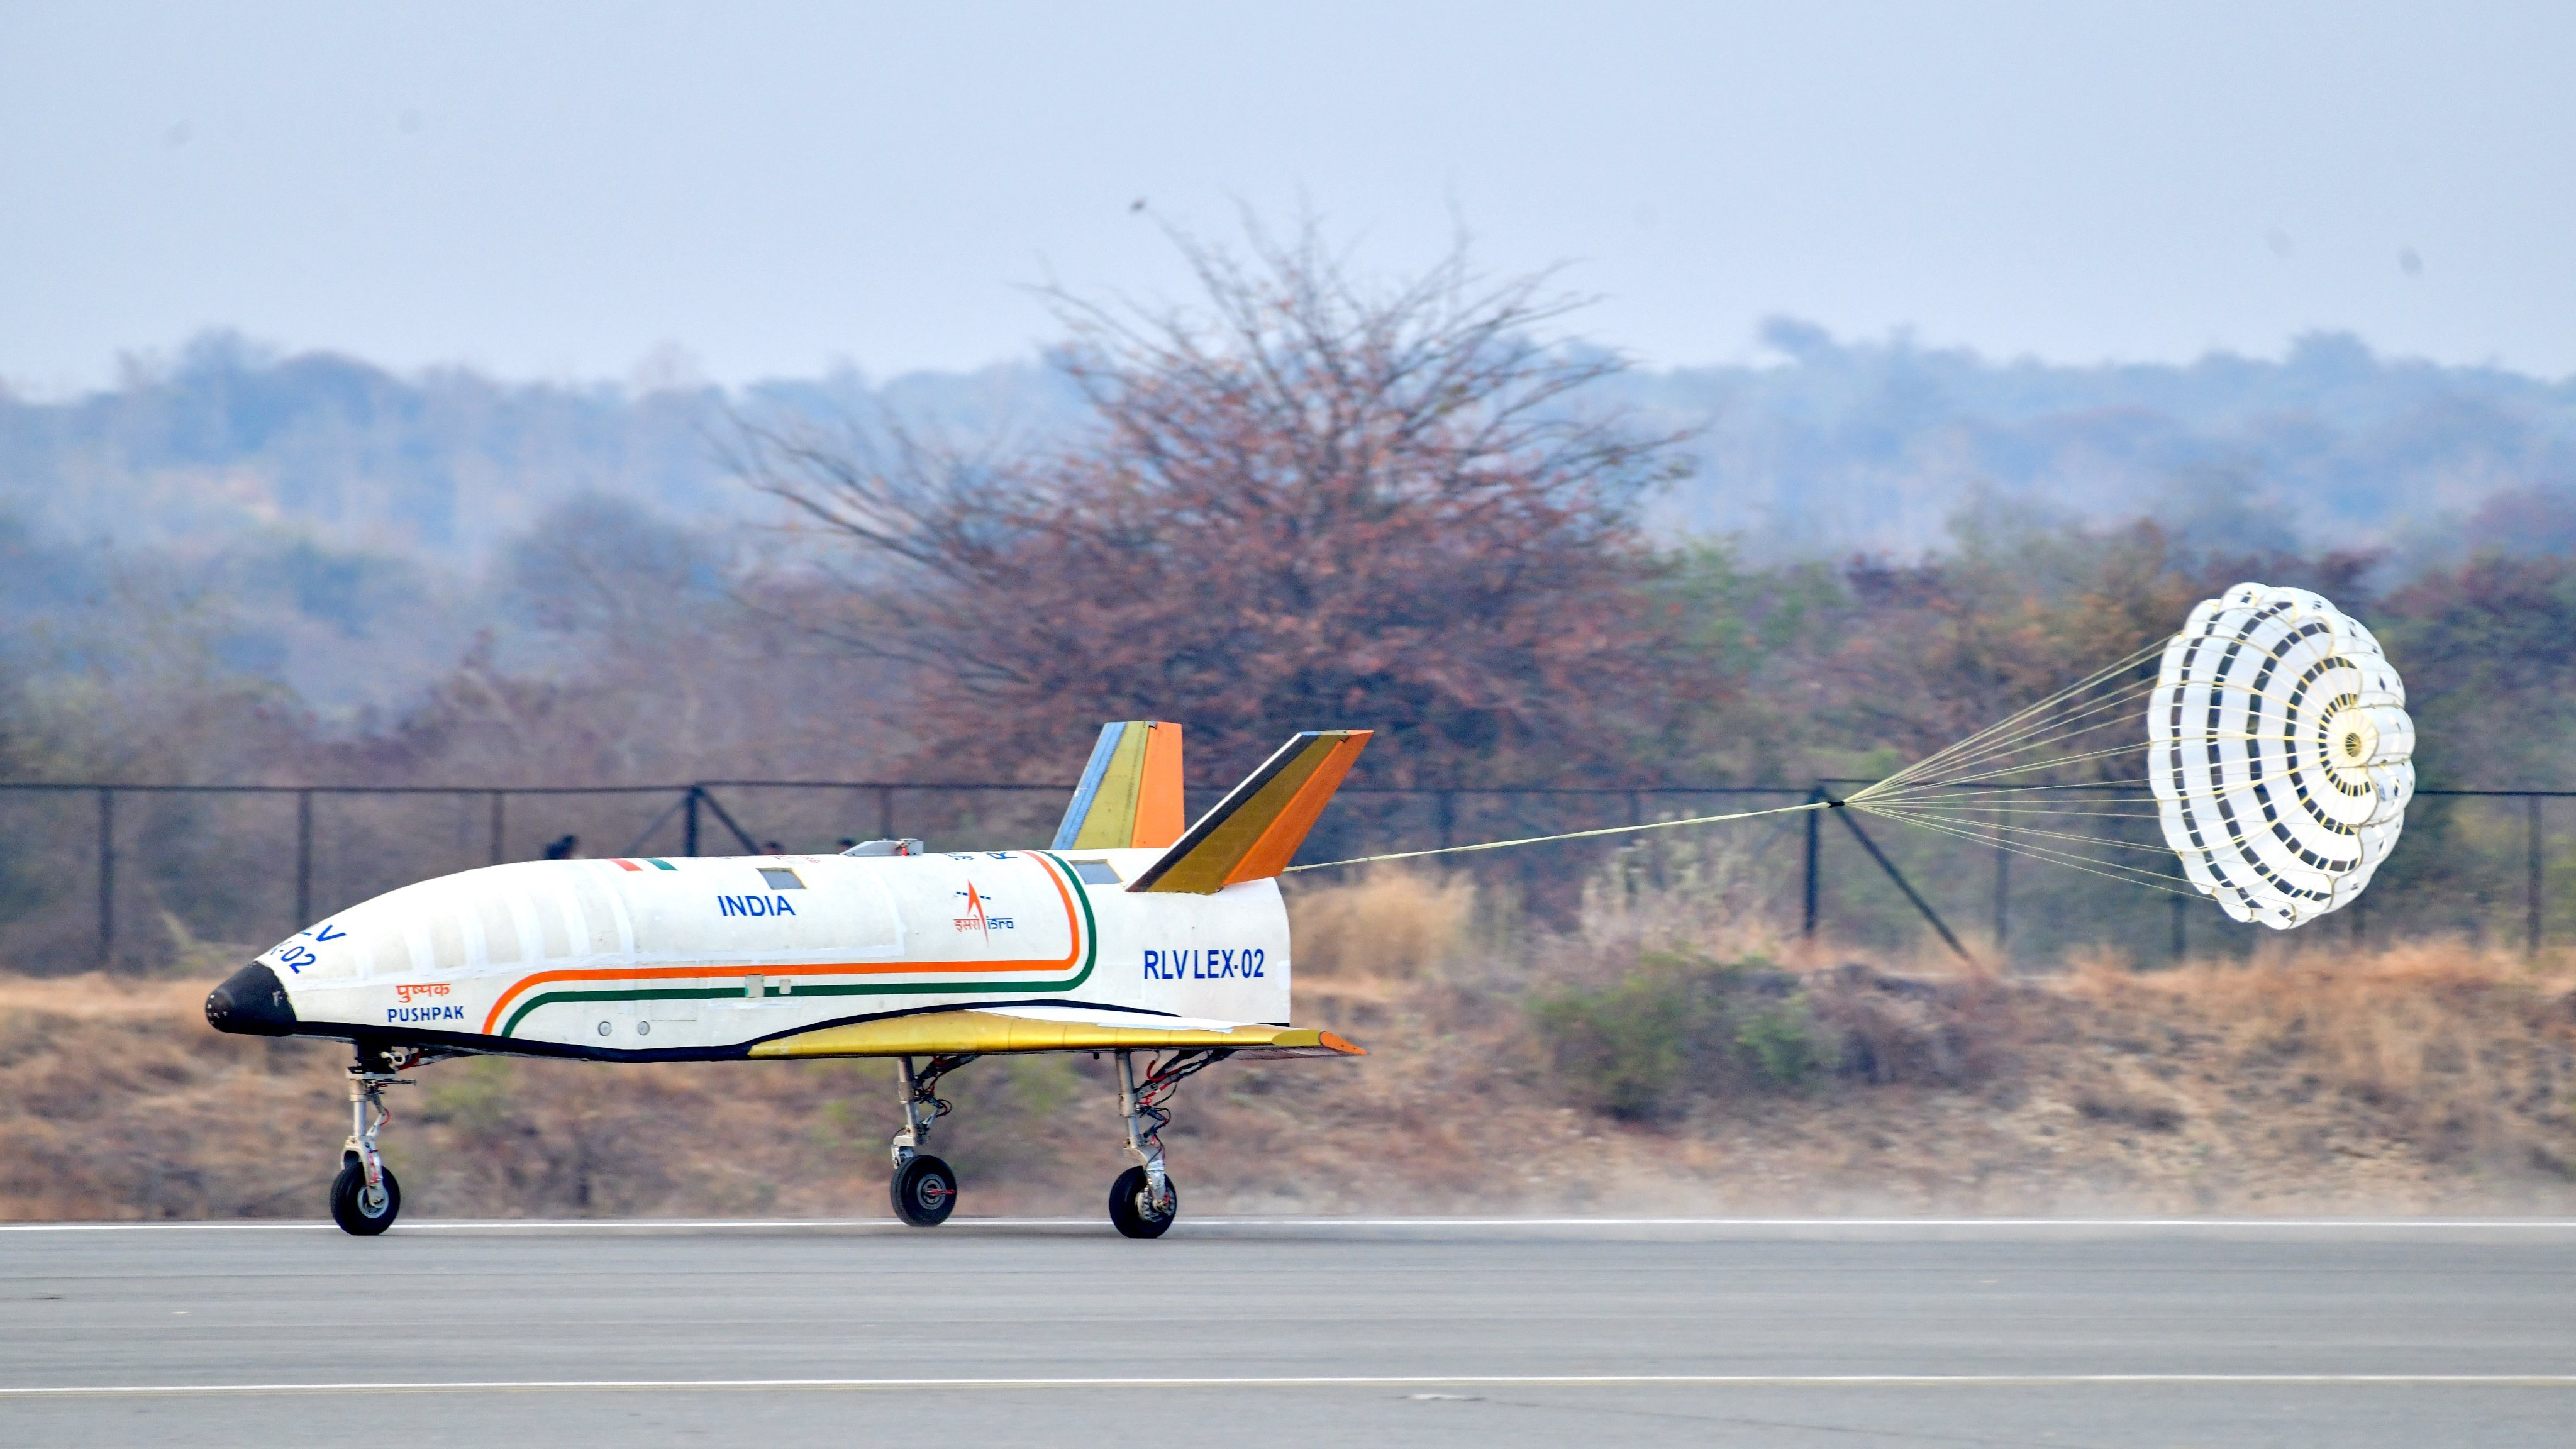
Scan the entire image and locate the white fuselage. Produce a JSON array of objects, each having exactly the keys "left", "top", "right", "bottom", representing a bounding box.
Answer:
[{"left": 252, "top": 848, "right": 1289, "bottom": 1058}]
